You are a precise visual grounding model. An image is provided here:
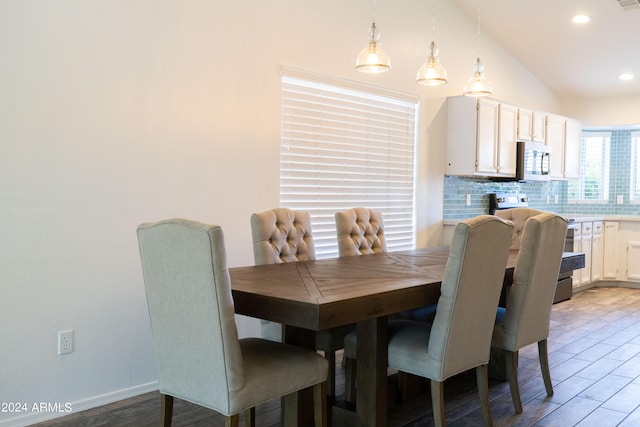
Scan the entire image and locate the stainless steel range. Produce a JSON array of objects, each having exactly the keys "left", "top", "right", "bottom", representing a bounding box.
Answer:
[{"left": 489, "top": 192, "right": 573, "bottom": 303}]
